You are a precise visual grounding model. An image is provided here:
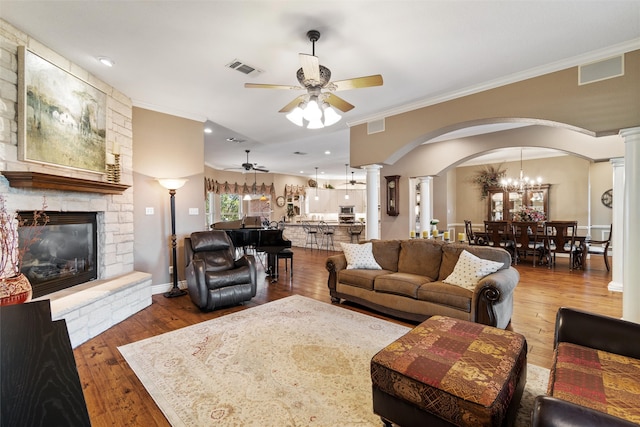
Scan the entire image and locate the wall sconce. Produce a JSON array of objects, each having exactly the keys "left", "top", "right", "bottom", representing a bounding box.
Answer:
[{"left": 158, "top": 178, "right": 188, "bottom": 298}]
